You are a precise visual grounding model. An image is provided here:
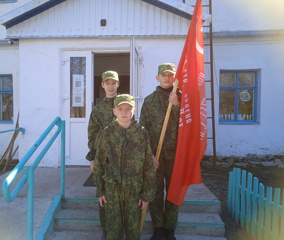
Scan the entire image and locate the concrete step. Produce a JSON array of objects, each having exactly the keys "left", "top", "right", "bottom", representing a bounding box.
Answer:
[
  {"left": 62, "top": 197, "right": 221, "bottom": 214},
  {"left": 48, "top": 231, "right": 227, "bottom": 240},
  {"left": 47, "top": 231, "right": 96, "bottom": 240},
  {"left": 53, "top": 208, "right": 224, "bottom": 236},
  {"left": 141, "top": 234, "right": 227, "bottom": 240},
  {"left": 179, "top": 200, "right": 221, "bottom": 214},
  {"left": 47, "top": 183, "right": 226, "bottom": 239}
]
